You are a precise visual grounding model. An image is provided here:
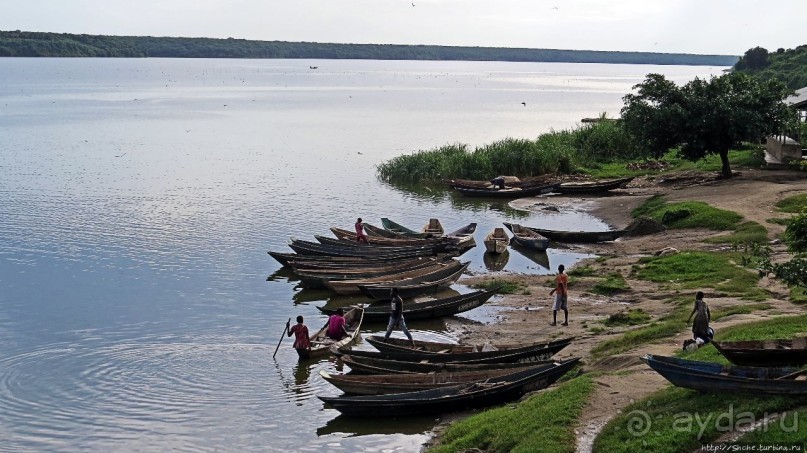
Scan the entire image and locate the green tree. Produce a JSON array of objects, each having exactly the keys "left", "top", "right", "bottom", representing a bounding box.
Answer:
[
  {"left": 735, "top": 46, "right": 771, "bottom": 70},
  {"left": 621, "top": 72, "right": 796, "bottom": 178}
]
